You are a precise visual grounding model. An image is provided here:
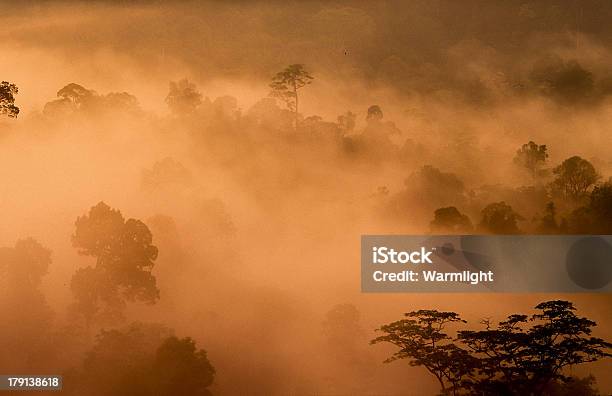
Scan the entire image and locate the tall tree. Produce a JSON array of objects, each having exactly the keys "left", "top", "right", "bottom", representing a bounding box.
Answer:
[
  {"left": 71, "top": 202, "right": 159, "bottom": 328},
  {"left": 0, "top": 81, "right": 19, "bottom": 118},
  {"left": 551, "top": 156, "right": 599, "bottom": 201},
  {"left": 513, "top": 141, "right": 548, "bottom": 178},
  {"left": 269, "top": 64, "right": 313, "bottom": 124}
]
